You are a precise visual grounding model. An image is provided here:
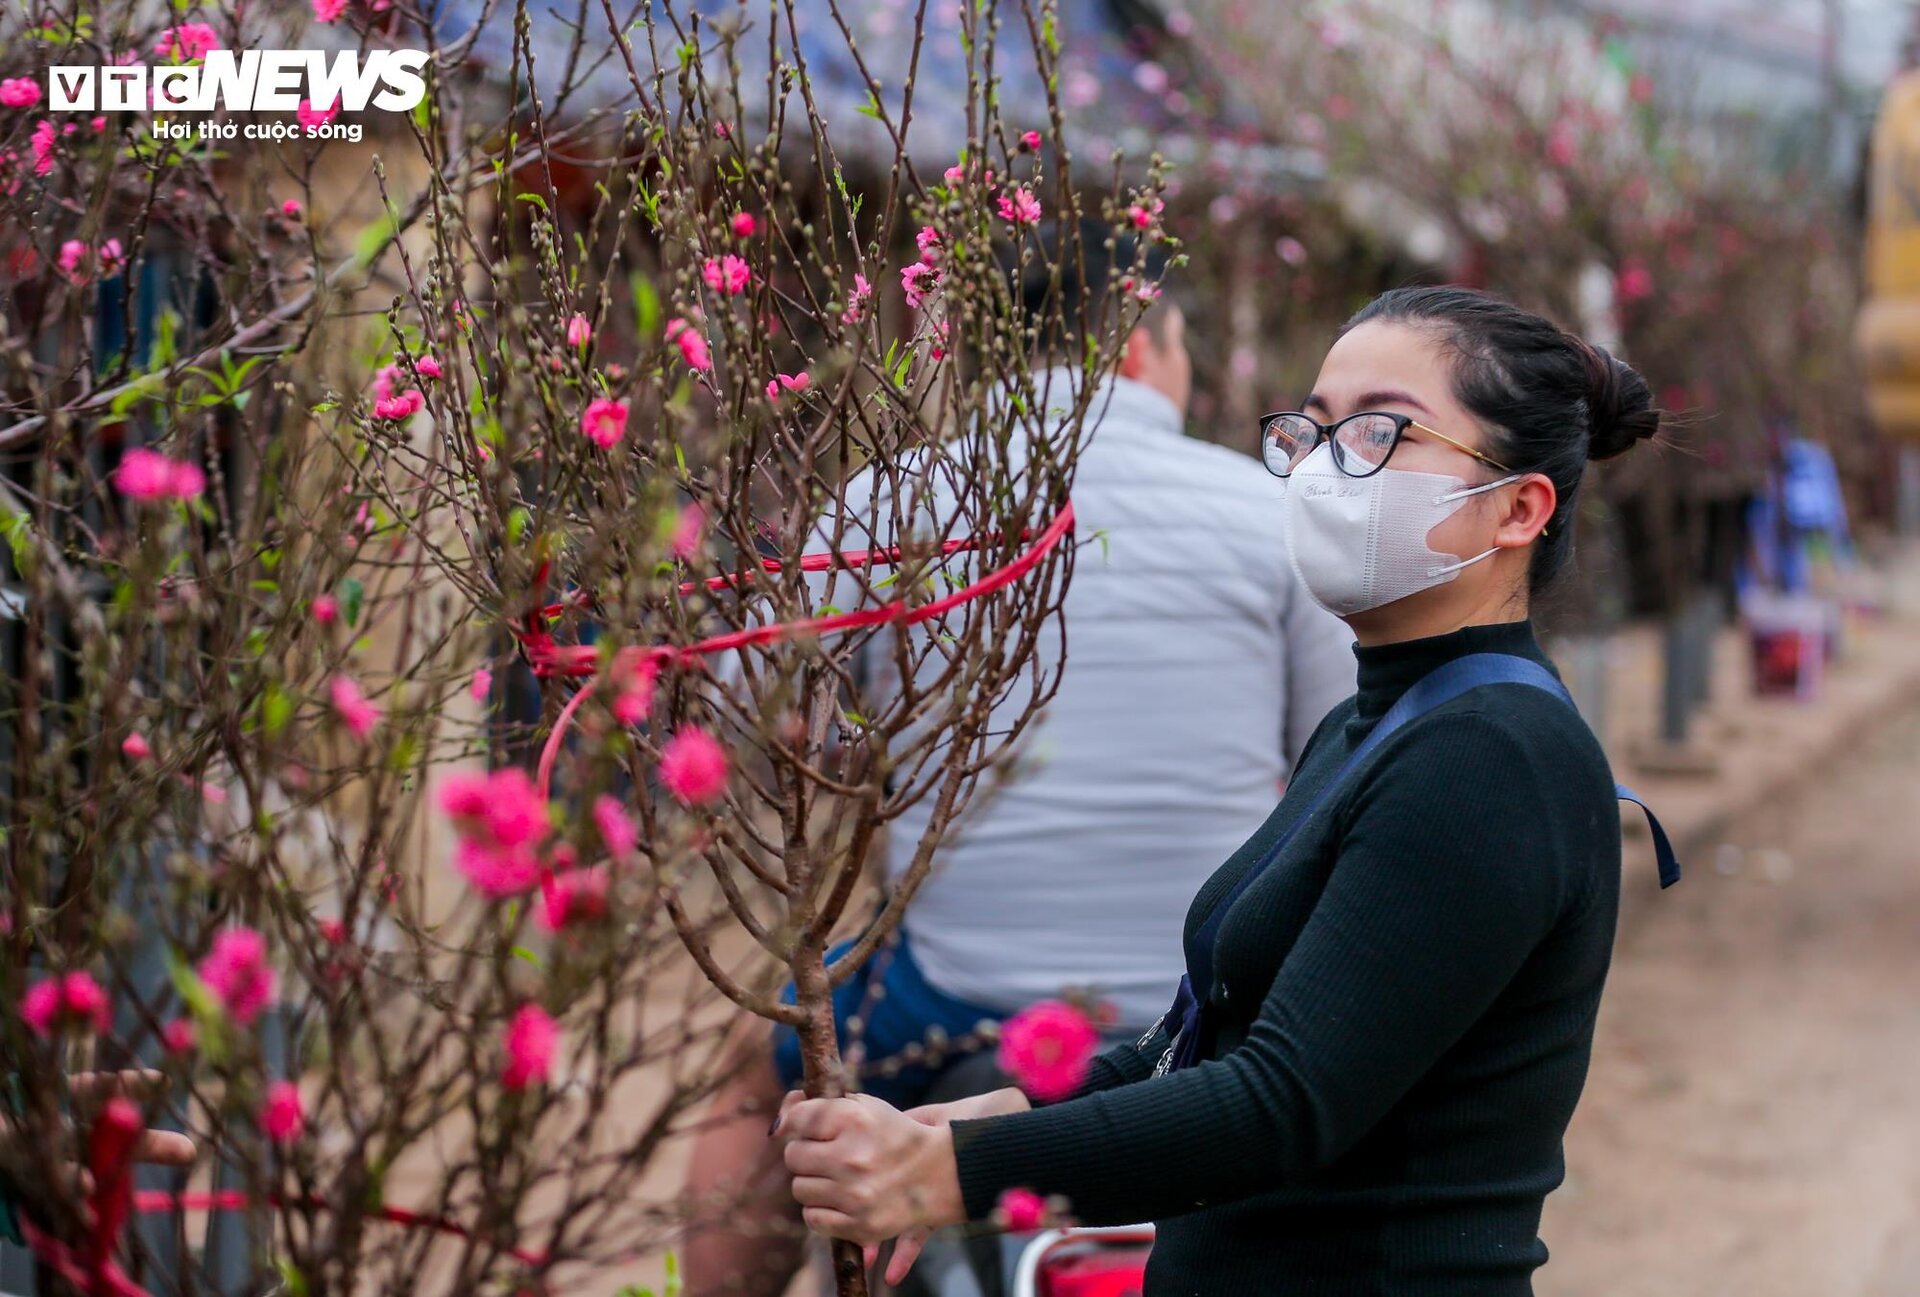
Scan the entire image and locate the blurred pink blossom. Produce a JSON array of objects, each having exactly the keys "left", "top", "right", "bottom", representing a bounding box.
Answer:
[
  {"left": 996, "top": 1187, "right": 1046, "bottom": 1232},
  {"left": 731, "top": 211, "right": 758, "bottom": 238},
  {"left": 997, "top": 1000, "right": 1096, "bottom": 1102},
  {"left": 916, "top": 226, "right": 942, "bottom": 263},
  {"left": 539, "top": 867, "right": 608, "bottom": 931},
  {"left": 581, "top": 396, "right": 628, "bottom": 449},
  {"left": 565, "top": 313, "right": 591, "bottom": 347},
  {"left": 329, "top": 675, "right": 379, "bottom": 741},
  {"left": 163, "top": 1018, "right": 197, "bottom": 1054},
  {"left": 1020, "top": 130, "right": 1042, "bottom": 152},
  {"left": 455, "top": 839, "right": 543, "bottom": 897},
  {"left": 470, "top": 667, "right": 492, "bottom": 703},
  {"left": 114, "top": 448, "right": 204, "bottom": 501},
  {"left": 23, "top": 972, "right": 110, "bottom": 1036},
  {"left": 296, "top": 98, "right": 339, "bottom": 131},
  {"left": 594, "top": 795, "right": 638, "bottom": 859},
  {"left": 843, "top": 273, "right": 873, "bottom": 325},
  {"left": 0, "top": 79, "right": 40, "bottom": 109},
  {"left": 501, "top": 1004, "right": 557, "bottom": 1090},
  {"left": 659, "top": 727, "right": 729, "bottom": 805},
  {"left": 31, "top": 121, "right": 56, "bottom": 176},
  {"left": 438, "top": 768, "right": 549, "bottom": 850},
  {"left": 282, "top": 198, "right": 302, "bottom": 218},
  {"left": 312, "top": 0, "right": 348, "bottom": 21},
  {"left": 198, "top": 928, "right": 276, "bottom": 1026},
  {"left": 122, "top": 732, "right": 151, "bottom": 761},
  {"left": 667, "top": 318, "right": 712, "bottom": 371},
  {"left": 763, "top": 371, "right": 811, "bottom": 401},
  {"left": 262, "top": 1081, "right": 304, "bottom": 1143},
  {"left": 311, "top": 594, "right": 339, "bottom": 625},
  {"left": 671, "top": 503, "right": 706, "bottom": 559},
  {"left": 414, "top": 355, "right": 442, "bottom": 379}
]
